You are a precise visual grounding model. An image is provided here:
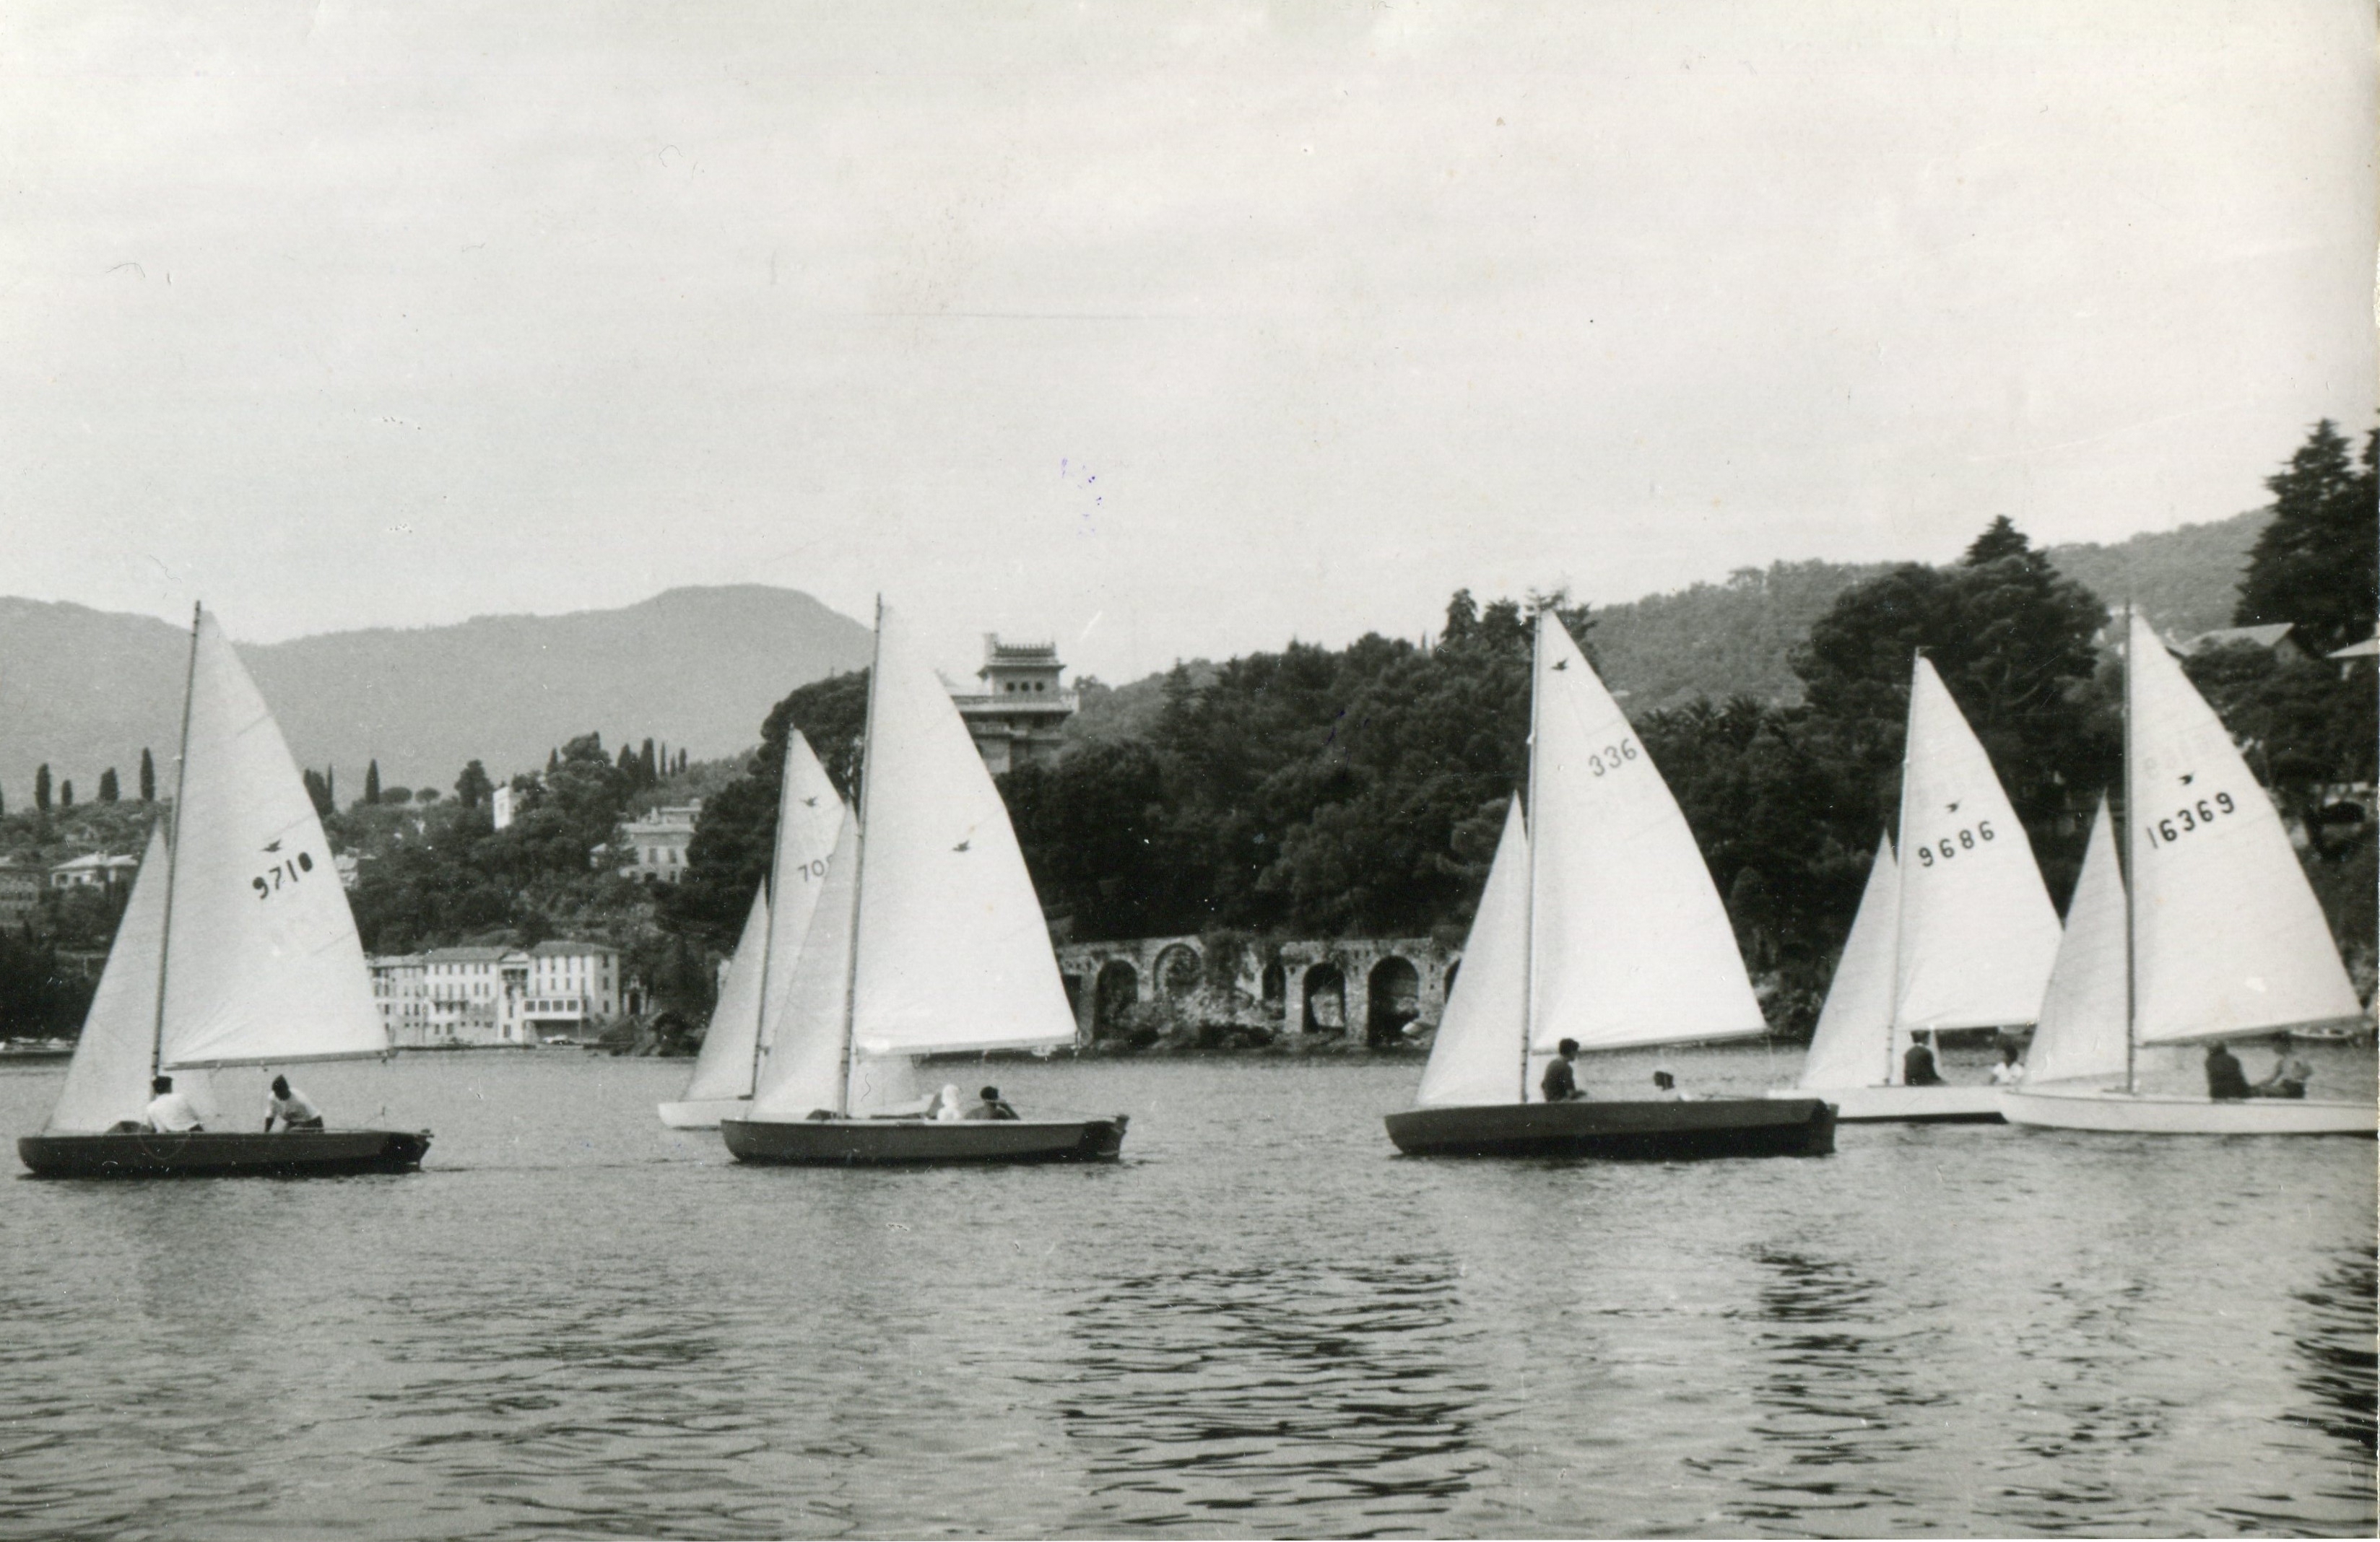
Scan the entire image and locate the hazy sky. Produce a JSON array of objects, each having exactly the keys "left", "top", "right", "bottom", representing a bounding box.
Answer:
[{"left": 4, "top": 1, "right": 2372, "bottom": 684}]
